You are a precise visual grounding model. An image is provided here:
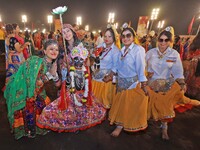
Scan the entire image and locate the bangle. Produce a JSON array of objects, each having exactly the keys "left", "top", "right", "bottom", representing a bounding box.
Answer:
[
  {"left": 82, "top": 97, "right": 87, "bottom": 103},
  {"left": 52, "top": 73, "right": 59, "bottom": 82},
  {"left": 46, "top": 72, "right": 53, "bottom": 80},
  {"left": 141, "top": 81, "right": 147, "bottom": 87}
]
